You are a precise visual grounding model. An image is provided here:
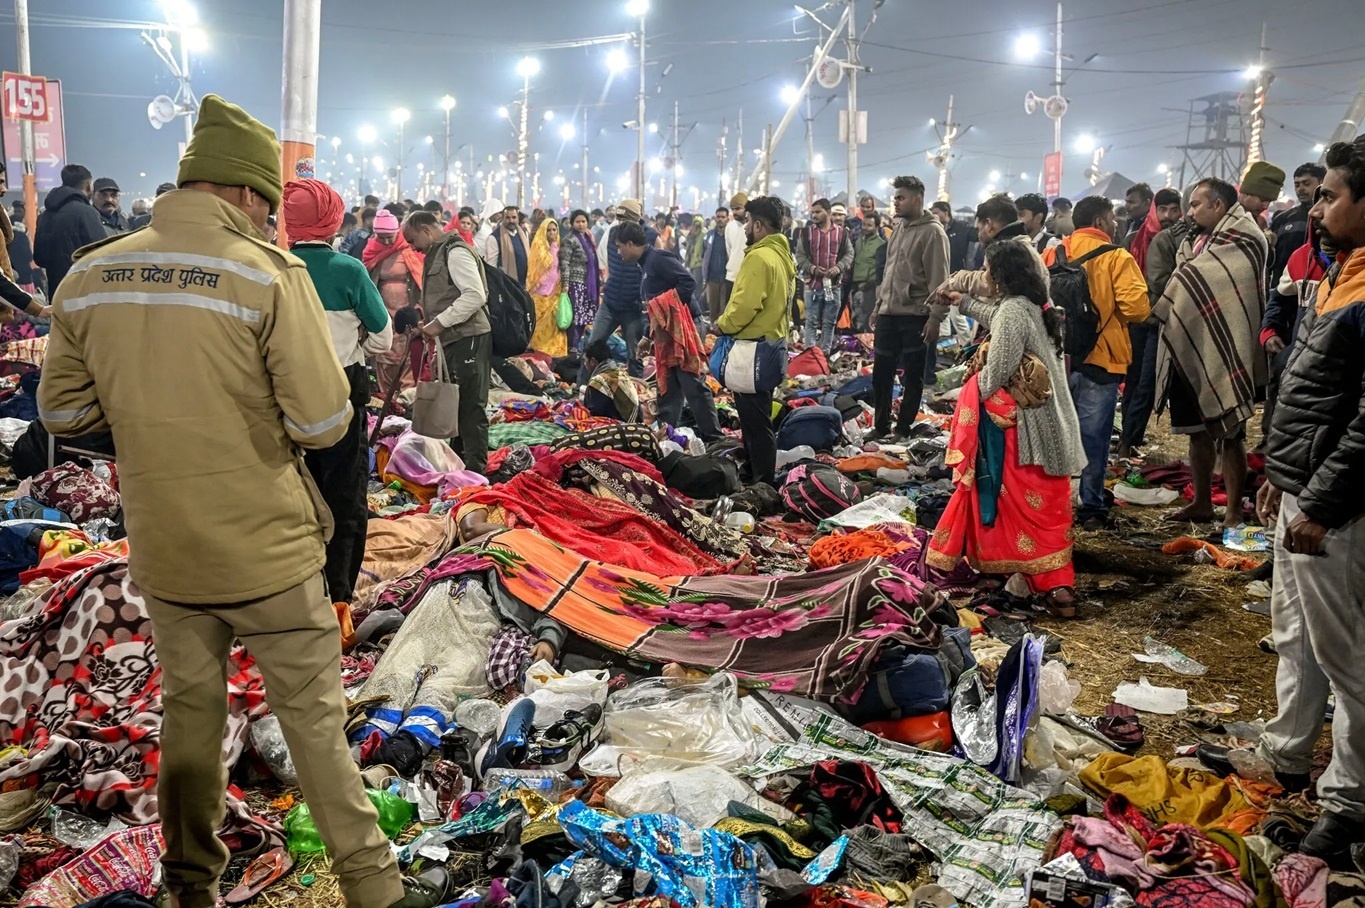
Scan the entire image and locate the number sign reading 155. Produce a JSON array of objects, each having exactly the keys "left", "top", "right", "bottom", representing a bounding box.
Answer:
[{"left": 3, "top": 73, "right": 49, "bottom": 122}]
